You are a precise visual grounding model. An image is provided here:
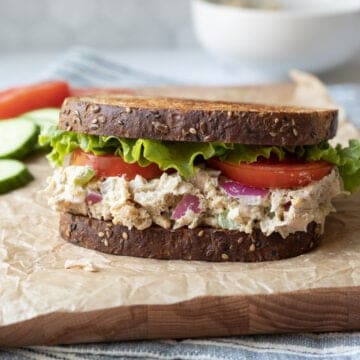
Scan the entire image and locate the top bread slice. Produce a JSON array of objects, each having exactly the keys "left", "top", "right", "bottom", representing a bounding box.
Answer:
[{"left": 59, "top": 96, "right": 338, "bottom": 146}]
